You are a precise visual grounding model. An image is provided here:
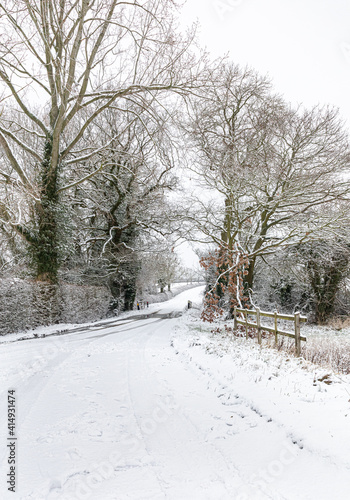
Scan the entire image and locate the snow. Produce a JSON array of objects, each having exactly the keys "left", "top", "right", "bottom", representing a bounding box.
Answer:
[
  {"left": 0, "top": 282, "right": 201, "bottom": 345},
  {"left": 1, "top": 285, "right": 350, "bottom": 499}
]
